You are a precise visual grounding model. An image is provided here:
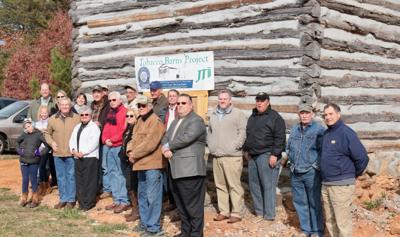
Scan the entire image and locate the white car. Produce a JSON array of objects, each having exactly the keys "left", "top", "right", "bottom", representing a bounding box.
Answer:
[{"left": 0, "top": 101, "right": 30, "bottom": 154}]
